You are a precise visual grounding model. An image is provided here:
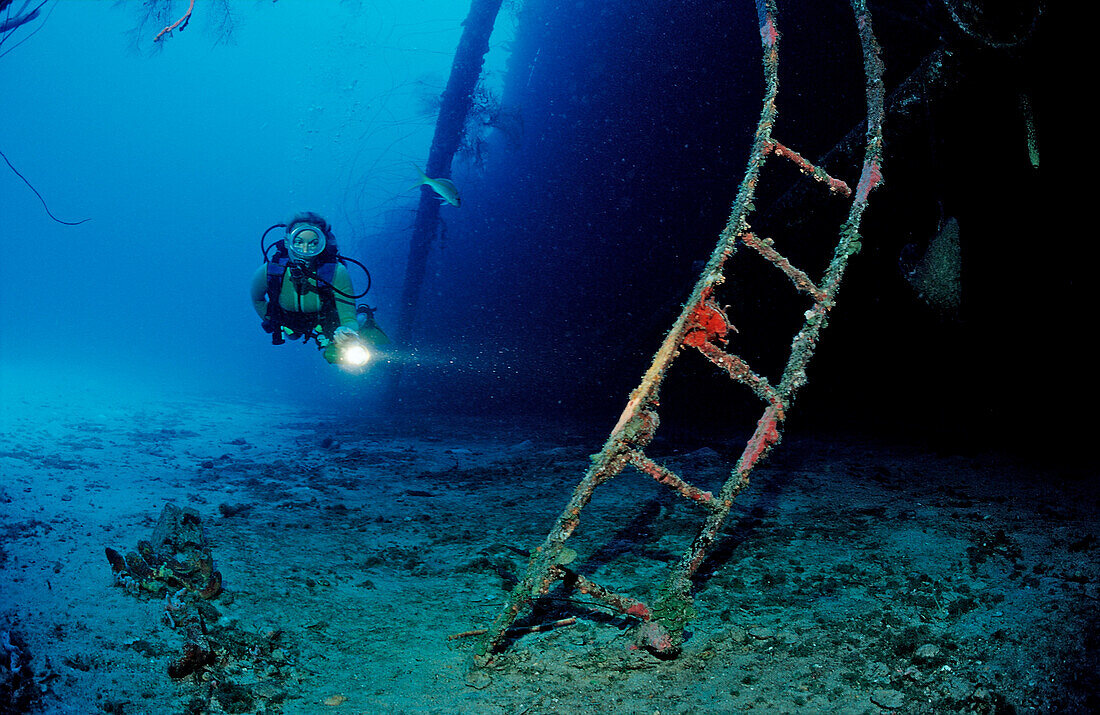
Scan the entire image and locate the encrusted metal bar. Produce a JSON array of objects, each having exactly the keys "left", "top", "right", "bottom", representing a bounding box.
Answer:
[
  {"left": 644, "top": 0, "right": 885, "bottom": 656},
  {"left": 628, "top": 452, "right": 717, "bottom": 509},
  {"left": 475, "top": 0, "right": 885, "bottom": 664},
  {"left": 764, "top": 140, "right": 852, "bottom": 196},
  {"left": 693, "top": 340, "right": 779, "bottom": 406},
  {"left": 568, "top": 570, "right": 655, "bottom": 621},
  {"left": 739, "top": 232, "right": 829, "bottom": 304}
]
